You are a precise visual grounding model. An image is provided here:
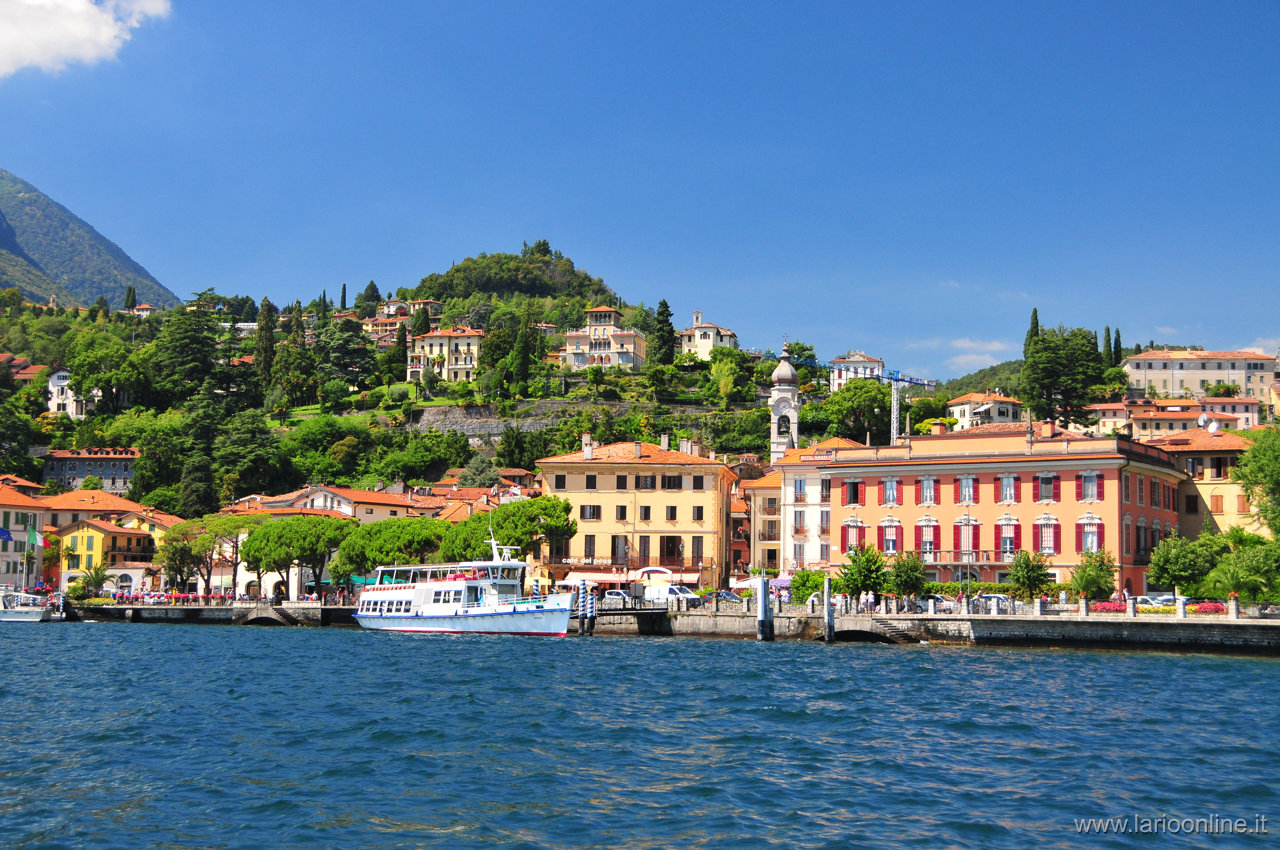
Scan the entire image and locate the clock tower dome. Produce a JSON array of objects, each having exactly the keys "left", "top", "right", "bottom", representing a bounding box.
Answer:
[{"left": 768, "top": 349, "right": 799, "bottom": 463}]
